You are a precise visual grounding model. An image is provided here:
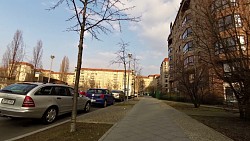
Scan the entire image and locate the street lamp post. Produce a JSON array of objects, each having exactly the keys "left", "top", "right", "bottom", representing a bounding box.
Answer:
[
  {"left": 127, "top": 53, "right": 132, "bottom": 101},
  {"left": 133, "top": 58, "right": 137, "bottom": 98},
  {"left": 48, "top": 55, "right": 55, "bottom": 83}
]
